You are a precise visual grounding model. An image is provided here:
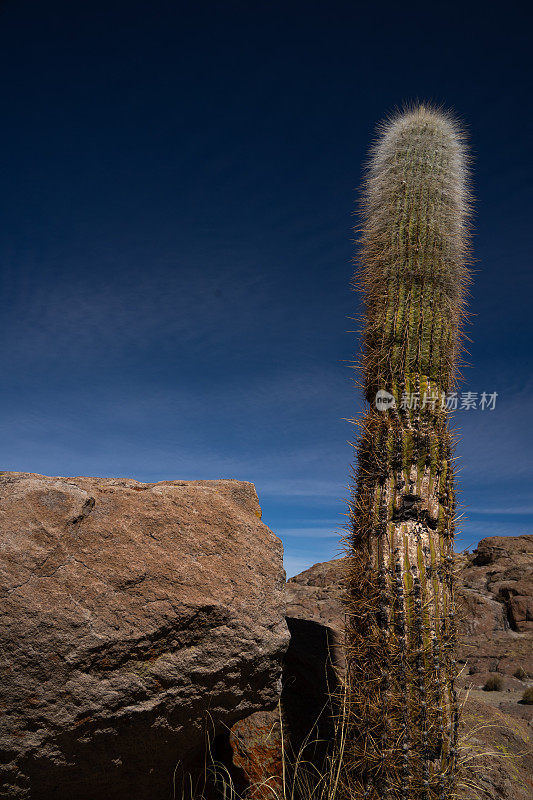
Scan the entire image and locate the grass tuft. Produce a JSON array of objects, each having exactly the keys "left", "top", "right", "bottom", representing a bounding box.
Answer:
[
  {"left": 482, "top": 675, "right": 503, "bottom": 692},
  {"left": 520, "top": 687, "right": 533, "bottom": 705}
]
